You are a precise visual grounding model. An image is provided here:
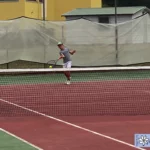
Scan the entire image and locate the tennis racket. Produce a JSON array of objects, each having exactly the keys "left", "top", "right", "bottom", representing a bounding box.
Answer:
[{"left": 47, "top": 59, "right": 59, "bottom": 68}]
